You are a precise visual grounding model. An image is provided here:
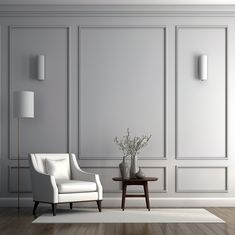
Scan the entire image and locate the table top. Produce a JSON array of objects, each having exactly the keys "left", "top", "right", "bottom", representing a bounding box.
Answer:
[{"left": 112, "top": 177, "right": 158, "bottom": 182}]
